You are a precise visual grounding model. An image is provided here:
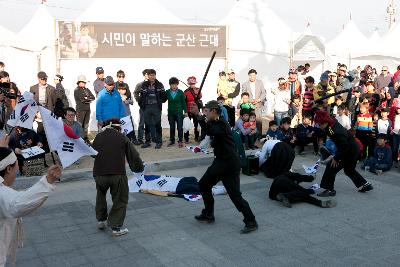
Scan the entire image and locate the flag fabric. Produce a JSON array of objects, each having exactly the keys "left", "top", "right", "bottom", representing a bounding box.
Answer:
[
  {"left": 302, "top": 159, "right": 321, "bottom": 174},
  {"left": 39, "top": 106, "right": 97, "bottom": 168},
  {"left": 120, "top": 115, "right": 134, "bottom": 135},
  {"left": 7, "top": 91, "right": 38, "bottom": 129}
]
